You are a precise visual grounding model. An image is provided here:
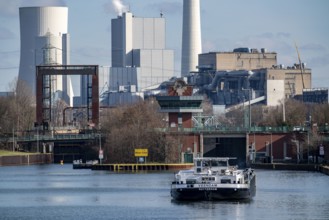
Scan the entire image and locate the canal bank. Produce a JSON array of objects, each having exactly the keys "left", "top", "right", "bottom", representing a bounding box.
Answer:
[
  {"left": 74, "top": 163, "right": 194, "bottom": 171},
  {"left": 0, "top": 152, "right": 53, "bottom": 166},
  {"left": 74, "top": 161, "right": 329, "bottom": 175},
  {"left": 319, "top": 165, "right": 329, "bottom": 175},
  {"left": 83, "top": 162, "right": 329, "bottom": 172},
  {"left": 251, "top": 163, "right": 329, "bottom": 176},
  {"left": 251, "top": 163, "right": 321, "bottom": 171}
]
